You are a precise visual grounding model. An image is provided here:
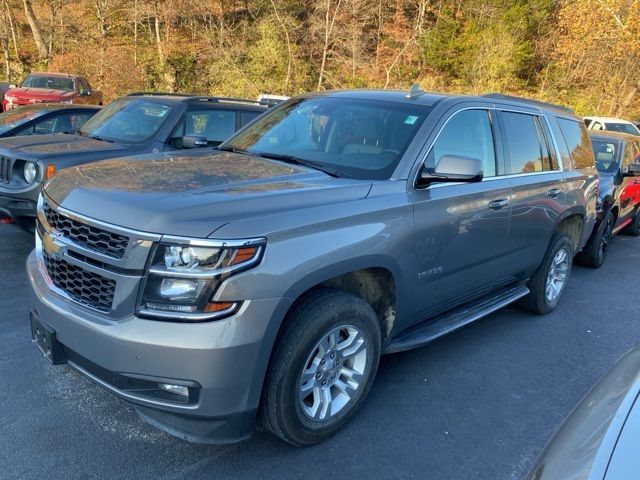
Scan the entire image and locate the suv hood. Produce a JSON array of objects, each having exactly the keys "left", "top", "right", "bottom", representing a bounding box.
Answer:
[
  {"left": 6, "top": 87, "right": 74, "bottom": 100},
  {"left": 45, "top": 150, "right": 372, "bottom": 238},
  {"left": 0, "top": 134, "right": 126, "bottom": 159}
]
